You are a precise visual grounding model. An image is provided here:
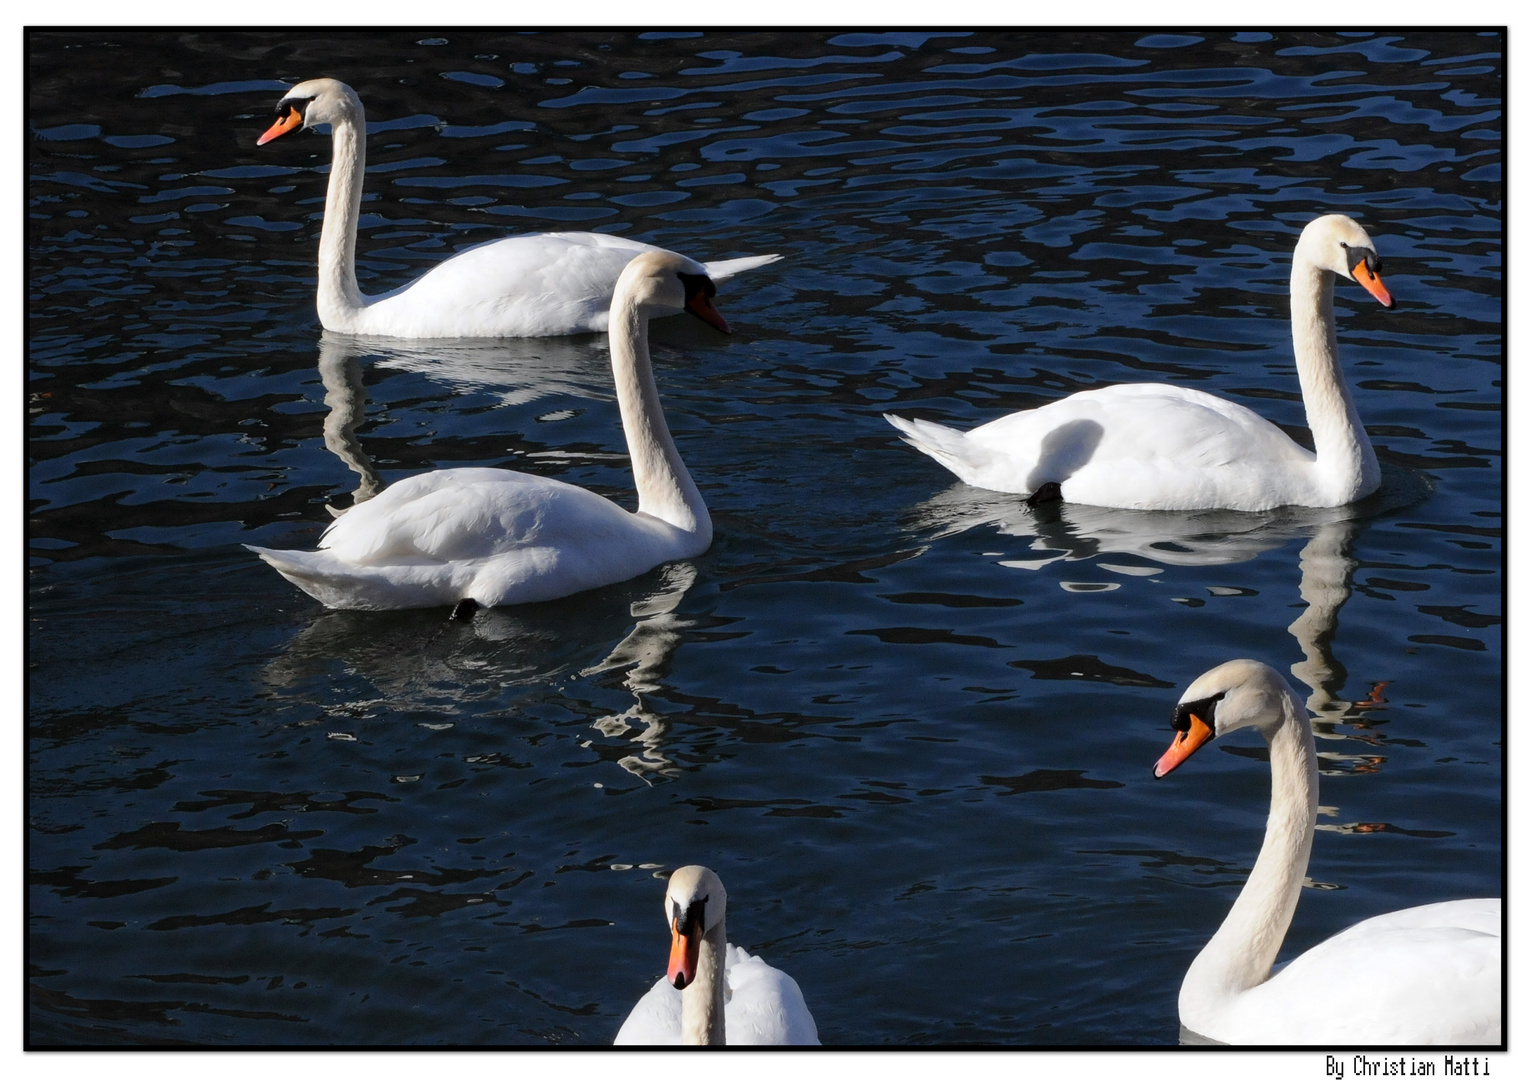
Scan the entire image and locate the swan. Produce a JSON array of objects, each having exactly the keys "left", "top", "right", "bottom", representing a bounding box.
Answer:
[
  {"left": 256, "top": 78, "right": 780, "bottom": 338},
  {"left": 1155, "top": 659, "right": 1500, "bottom": 1044},
  {"left": 614, "top": 866, "right": 819, "bottom": 1045},
  {"left": 885, "top": 214, "right": 1395, "bottom": 512},
  {"left": 247, "top": 250, "right": 724, "bottom": 610}
]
